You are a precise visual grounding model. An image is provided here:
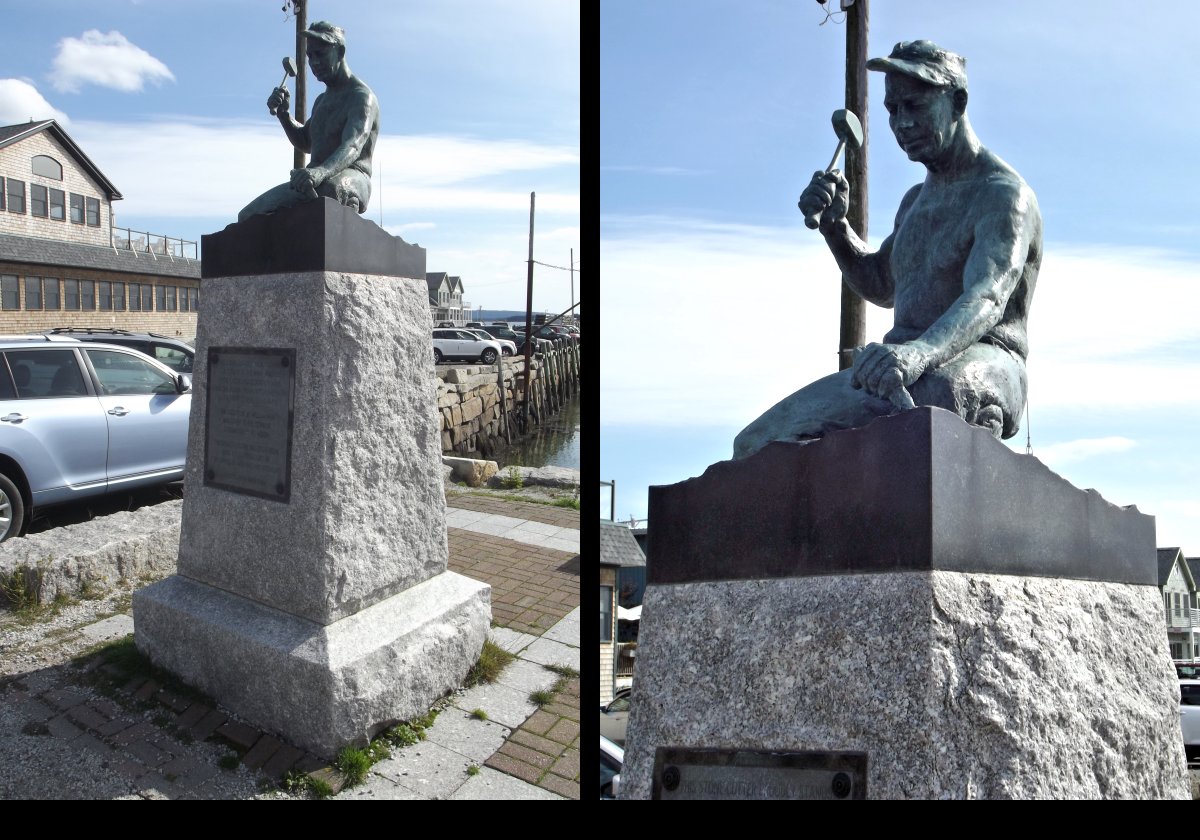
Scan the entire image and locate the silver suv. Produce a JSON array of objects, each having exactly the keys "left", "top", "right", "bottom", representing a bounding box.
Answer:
[
  {"left": 432, "top": 328, "right": 502, "bottom": 365},
  {"left": 0, "top": 336, "right": 192, "bottom": 541}
]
